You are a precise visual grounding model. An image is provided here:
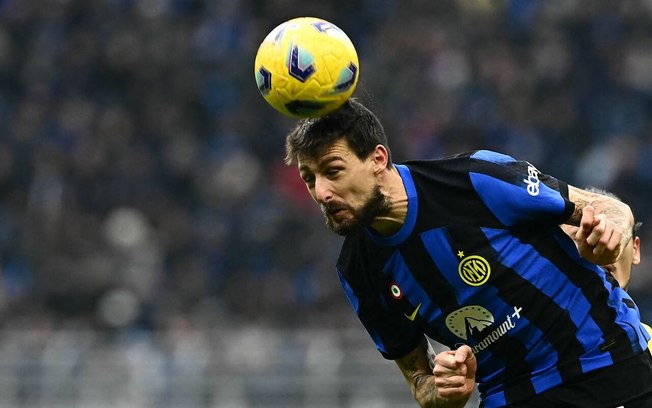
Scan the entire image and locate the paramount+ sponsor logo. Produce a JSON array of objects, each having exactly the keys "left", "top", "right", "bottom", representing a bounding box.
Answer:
[
  {"left": 446, "top": 305, "right": 524, "bottom": 354},
  {"left": 470, "top": 306, "right": 522, "bottom": 354}
]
